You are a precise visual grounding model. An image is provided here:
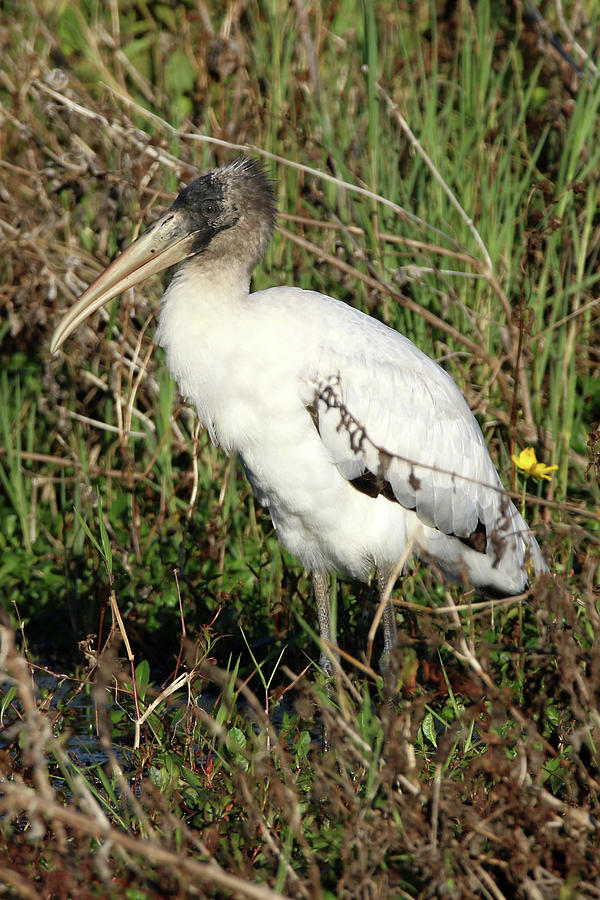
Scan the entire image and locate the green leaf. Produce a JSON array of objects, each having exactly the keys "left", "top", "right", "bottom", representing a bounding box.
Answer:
[
  {"left": 135, "top": 659, "right": 151, "bottom": 702},
  {"left": 421, "top": 711, "right": 437, "bottom": 748},
  {"left": 228, "top": 726, "right": 246, "bottom": 751},
  {"left": 165, "top": 50, "right": 196, "bottom": 95},
  {"left": 95, "top": 488, "right": 113, "bottom": 577},
  {"left": 295, "top": 730, "right": 311, "bottom": 760},
  {"left": 1, "top": 684, "right": 17, "bottom": 723}
]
